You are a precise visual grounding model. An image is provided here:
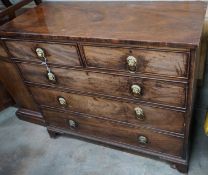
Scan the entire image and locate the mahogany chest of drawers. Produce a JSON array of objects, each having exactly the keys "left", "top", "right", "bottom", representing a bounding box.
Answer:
[{"left": 0, "top": 2, "right": 206, "bottom": 173}]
